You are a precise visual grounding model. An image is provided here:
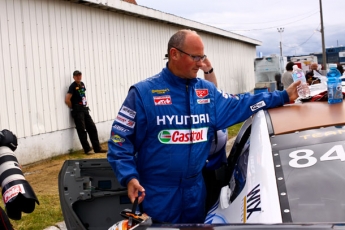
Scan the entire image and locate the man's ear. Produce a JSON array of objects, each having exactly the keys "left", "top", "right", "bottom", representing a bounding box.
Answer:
[{"left": 170, "top": 48, "right": 179, "bottom": 60}]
